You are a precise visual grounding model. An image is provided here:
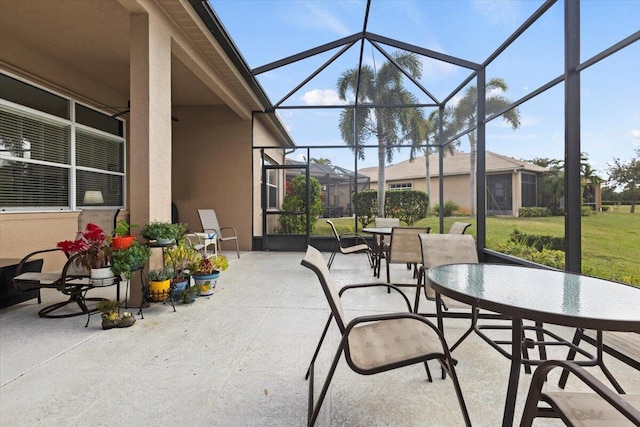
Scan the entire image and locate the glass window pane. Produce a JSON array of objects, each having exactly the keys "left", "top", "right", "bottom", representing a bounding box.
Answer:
[
  {"left": 0, "top": 74, "right": 69, "bottom": 119},
  {"left": 0, "top": 106, "right": 70, "bottom": 165},
  {"left": 76, "top": 129, "right": 124, "bottom": 173},
  {"left": 0, "top": 162, "right": 68, "bottom": 209},
  {"left": 76, "top": 104, "right": 124, "bottom": 137},
  {"left": 76, "top": 170, "right": 123, "bottom": 207}
]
